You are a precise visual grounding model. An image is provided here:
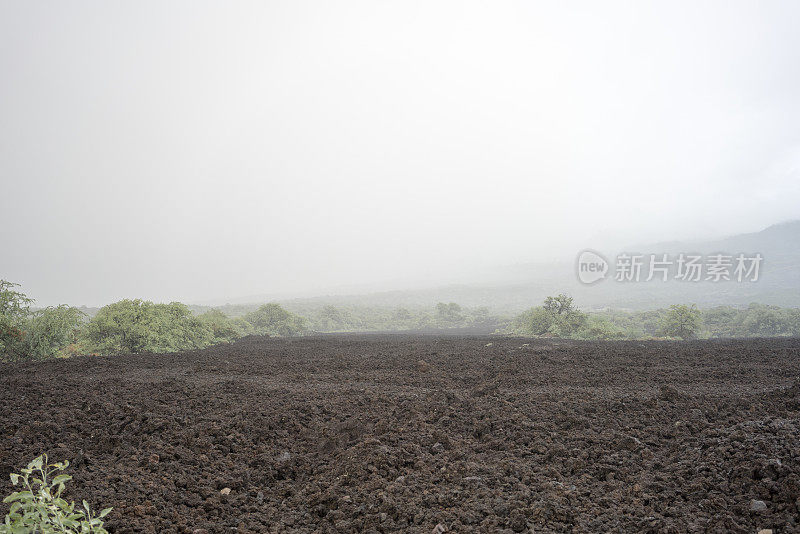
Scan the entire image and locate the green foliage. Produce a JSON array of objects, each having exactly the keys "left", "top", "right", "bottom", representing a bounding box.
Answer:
[
  {"left": 0, "top": 280, "right": 33, "bottom": 360},
  {"left": 543, "top": 294, "right": 575, "bottom": 316},
  {"left": 586, "top": 308, "right": 666, "bottom": 339},
  {"left": 1, "top": 283, "right": 85, "bottom": 362},
  {"left": 698, "top": 306, "right": 740, "bottom": 338},
  {"left": 81, "top": 299, "right": 213, "bottom": 354},
  {"left": 659, "top": 304, "right": 701, "bottom": 339},
  {"left": 391, "top": 308, "right": 411, "bottom": 321},
  {"left": 531, "top": 304, "right": 800, "bottom": 340},
  {"left": 510, "top": 307, "right": 552, "bottom": 336},
  {"left": 511, "top": 294, "right": 587, "bottom": 338},
  {"left": 574, "top": 315, "right": 626, "bottom": 340},
  {"left": 697, "top": 304, "right": 799, "bottom": 338},
  {"left": 0, "top": 455, "right": 111, "bottom": 534},
  {"left": 21, "top": 306, "right": 85, "bottom": 361},
  {"left": 242, "top": 303, "right": 306, "bottom": 336},
  {"left": 740, "top": 305, "right": 796, "bottom": 337},
  {"left": 311, "top": 305, "right": 360, "bottom": 332},
  {"left": 287, "top": 303, "right": 498, "bottom": 333},
  {"left": 196, "top": 310, "right": 243, "bottom": 343},
  {"left": 435, "top": 302, "right": 464, "bottom": 326}
]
